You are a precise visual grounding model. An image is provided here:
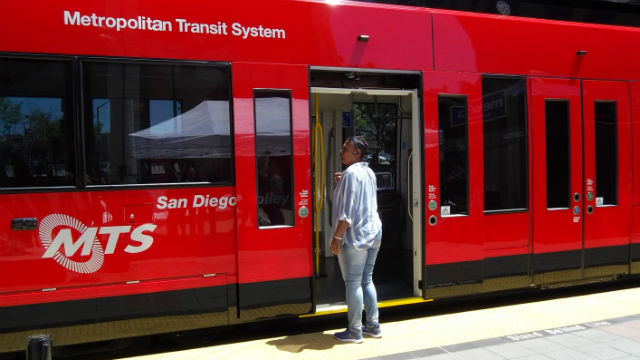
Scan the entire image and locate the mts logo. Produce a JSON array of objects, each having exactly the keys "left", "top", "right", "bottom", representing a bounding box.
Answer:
[{"left": 39, "top": 214, "right": 157, "bottom": 274}]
